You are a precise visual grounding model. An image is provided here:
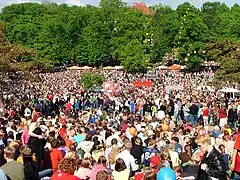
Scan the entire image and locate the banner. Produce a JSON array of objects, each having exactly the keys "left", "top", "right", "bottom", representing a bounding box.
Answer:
[
  {"left": 103, "top": 82, "right": 121, "bottom": 96},
  {"left": 132, "top": 81, "right": 152, "bottom": 87}
]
